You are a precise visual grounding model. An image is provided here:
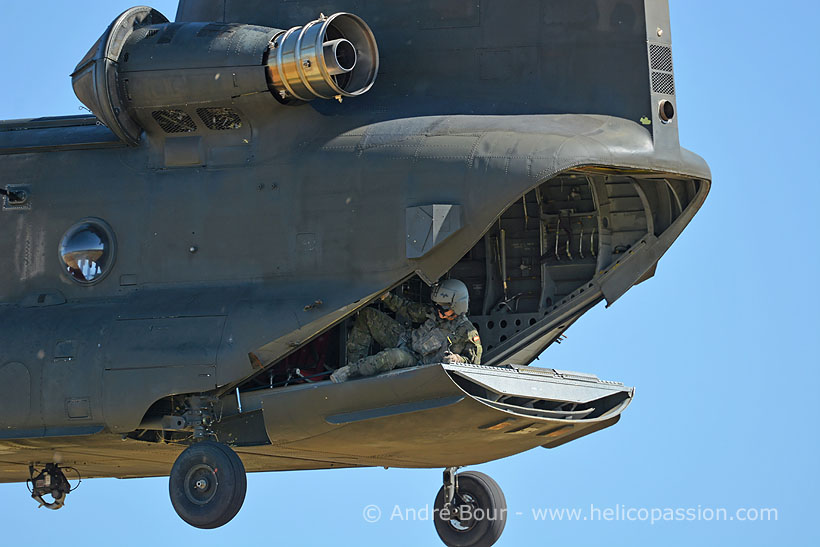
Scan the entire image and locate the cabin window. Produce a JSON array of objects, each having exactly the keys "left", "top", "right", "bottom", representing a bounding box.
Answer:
[{"left": 59, "top": 220, "right": 115, "bottom": 285}]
